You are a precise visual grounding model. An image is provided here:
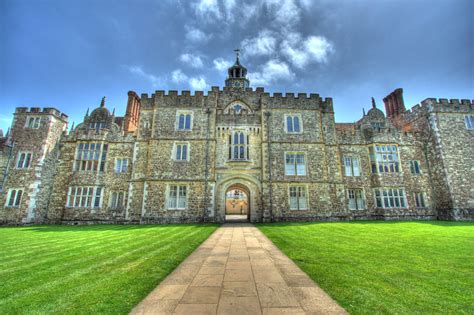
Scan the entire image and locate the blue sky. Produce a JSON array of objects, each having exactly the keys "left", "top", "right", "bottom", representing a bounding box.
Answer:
[{"left": 0, "top": 0, "right": 472, "bottom": 132}]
